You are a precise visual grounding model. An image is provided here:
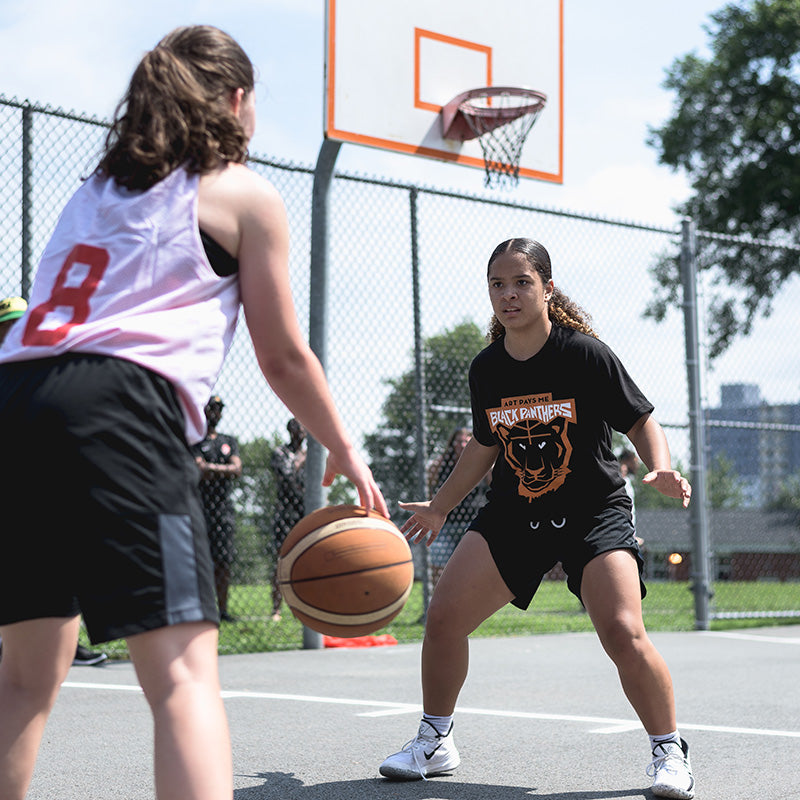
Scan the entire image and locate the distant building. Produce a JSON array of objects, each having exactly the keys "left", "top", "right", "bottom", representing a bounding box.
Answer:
[
  {"left": 635, "top": 508, "right": 800, "bottom": 582},
  {"left": 706, "top": 383, "right": 800, "bottom": 508}
]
